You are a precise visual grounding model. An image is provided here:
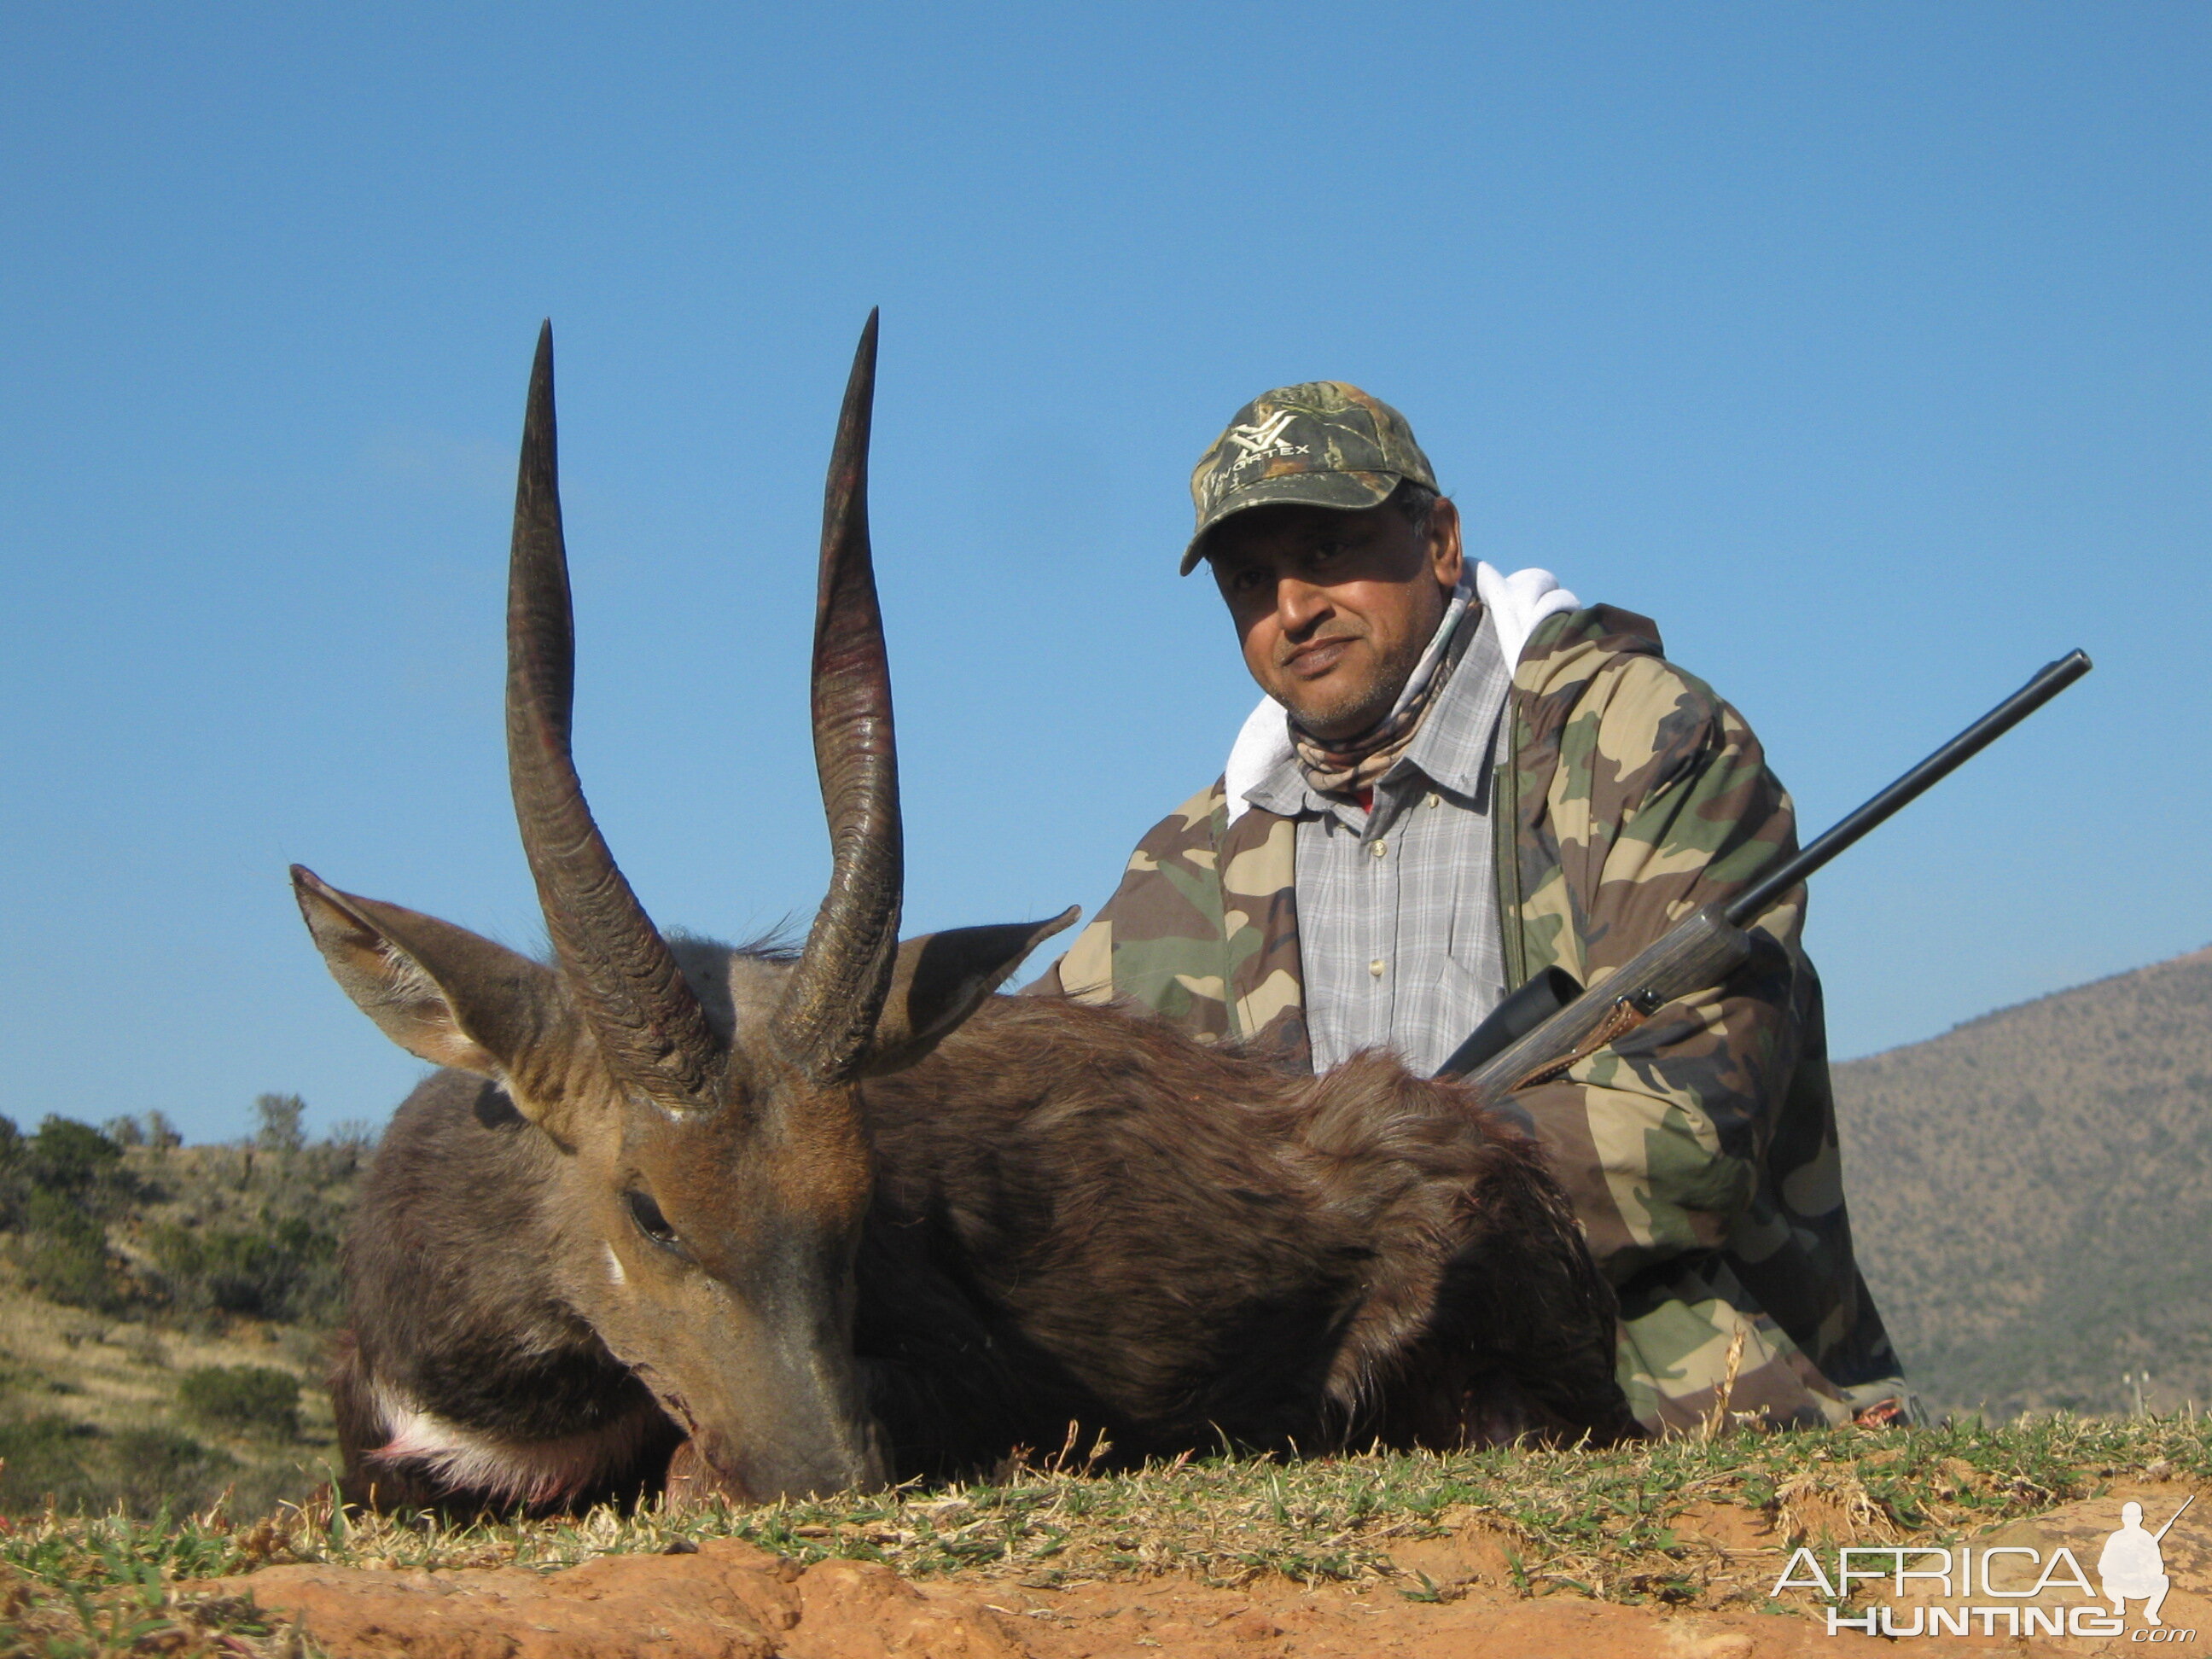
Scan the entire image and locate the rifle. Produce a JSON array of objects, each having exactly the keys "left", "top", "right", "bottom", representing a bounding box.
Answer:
[
  {"left": 2156, "top": 1493, "right": 2195, "bottom": 1543},
  {"left": 1434, "top": 649, "right": 2093, "bottom": 1090}
]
